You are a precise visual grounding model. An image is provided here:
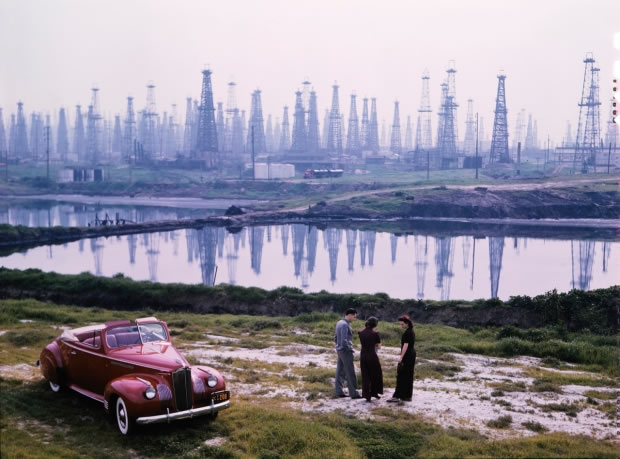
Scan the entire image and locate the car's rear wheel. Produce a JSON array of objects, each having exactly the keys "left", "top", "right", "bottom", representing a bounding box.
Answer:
[
  {"left": 49, "top": 380, "right": 61, "bottom": 393},
  {"left": 115, "top": 396, "right": 133, "bottom": 435}
]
